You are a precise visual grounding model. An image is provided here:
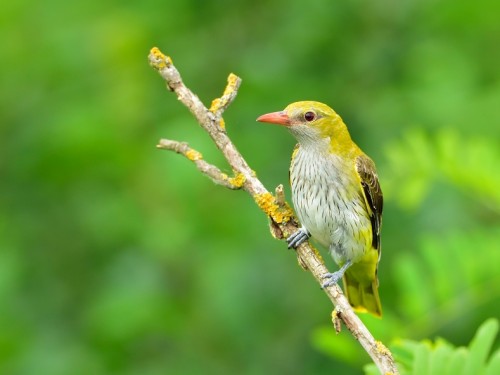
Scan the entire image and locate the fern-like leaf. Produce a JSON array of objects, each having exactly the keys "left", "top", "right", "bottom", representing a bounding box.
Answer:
[{"left": 363, "top": 319, "right": 499, "bottom": 375}]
